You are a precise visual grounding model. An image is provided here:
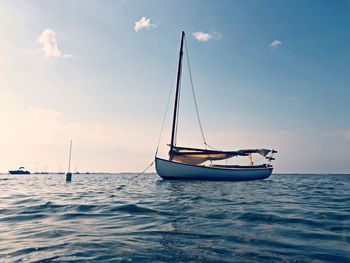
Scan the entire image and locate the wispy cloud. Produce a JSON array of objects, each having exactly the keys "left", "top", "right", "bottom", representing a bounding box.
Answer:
[
  {"left": 38, "top": 29, "right": 72, "bottom": 58},
  {"left": 192, "top": 31, "right": 220, "bottom": 42},
  {"left": 134, "top": 17, "right": 157, "bottom": 32},
  {"left": 270, "top": 39, "right": 282, "bottom": 48}
]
